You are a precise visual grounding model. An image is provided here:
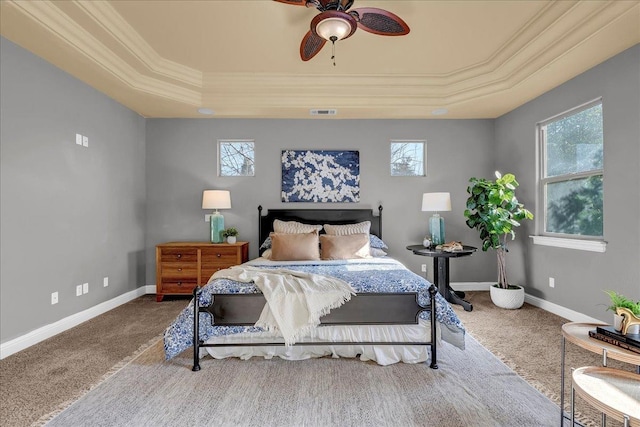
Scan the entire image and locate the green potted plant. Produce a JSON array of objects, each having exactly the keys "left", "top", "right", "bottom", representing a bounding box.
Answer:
[
  {"left": 221, "top": 227, "right": 238, "bottom": 244},
  {"left": 464, "top": 171, "right": 534, "bottom": 309},
  {"left": 605, "top": 290, "right": 640, "bottom": 333}
]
